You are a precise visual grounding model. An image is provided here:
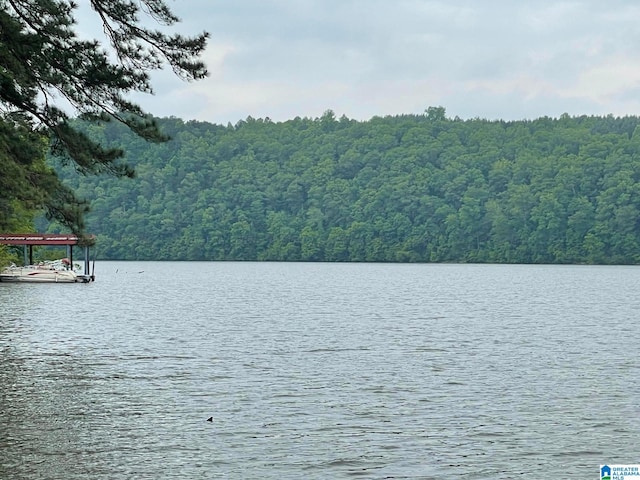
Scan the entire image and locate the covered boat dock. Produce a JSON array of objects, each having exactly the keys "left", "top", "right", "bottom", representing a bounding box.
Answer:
[{"left": 0, "top": 233, "right": 95, "bottom": 282}]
